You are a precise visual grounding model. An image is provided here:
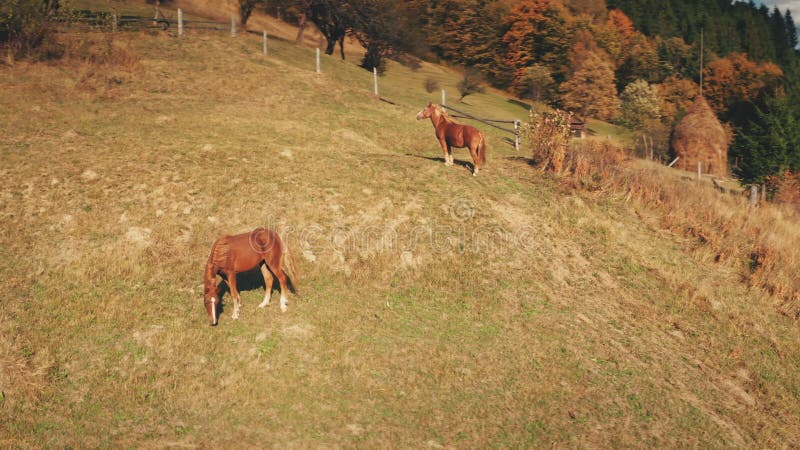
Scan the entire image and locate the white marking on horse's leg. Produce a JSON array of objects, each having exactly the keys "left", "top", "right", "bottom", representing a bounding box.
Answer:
[
  {"left": 280, "top": 295, "right": 288, "bottom": 312},
  {"left": 258, "top": 294, "right": 270, "bottom": 308},
  {"left": 232, "top": 296, "right": 241, "bottom": 320},
  {"left": 211, "top": 297, "right": 217, "bottom": 325}
]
